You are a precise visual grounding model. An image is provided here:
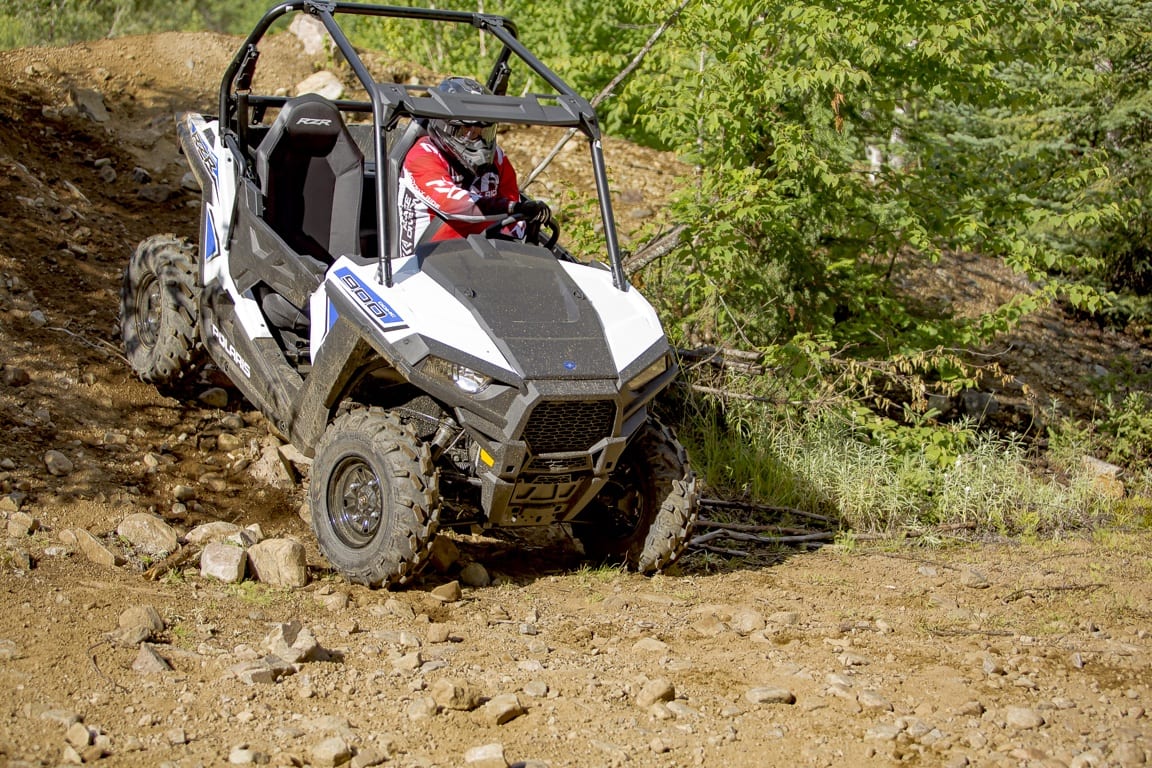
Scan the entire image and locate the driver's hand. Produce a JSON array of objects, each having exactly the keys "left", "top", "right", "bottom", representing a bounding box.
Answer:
[{"left": 513, "top": 199, "right": 552, "bottom": 226}]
